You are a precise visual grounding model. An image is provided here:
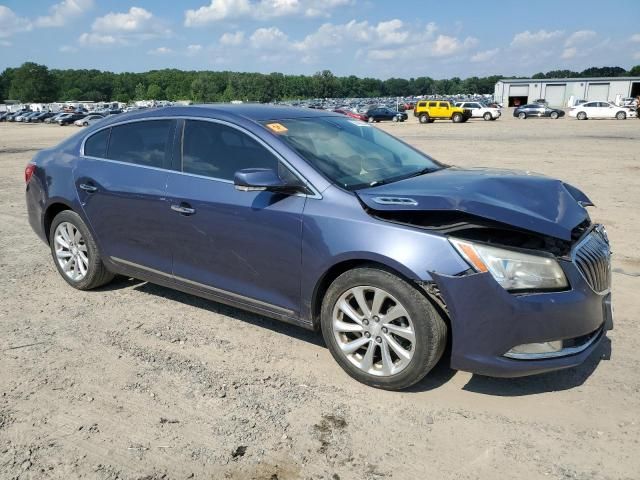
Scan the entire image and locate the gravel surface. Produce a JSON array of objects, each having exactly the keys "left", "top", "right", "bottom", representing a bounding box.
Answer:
[{"left": 1, "top": 112, "right": 639, "bottom": 479}]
